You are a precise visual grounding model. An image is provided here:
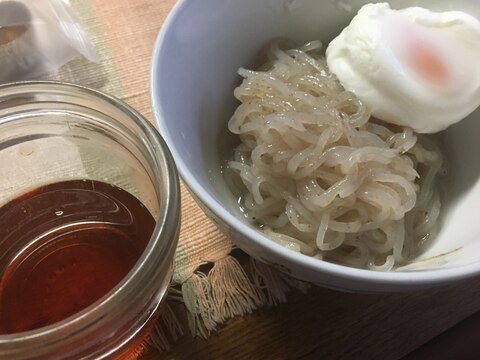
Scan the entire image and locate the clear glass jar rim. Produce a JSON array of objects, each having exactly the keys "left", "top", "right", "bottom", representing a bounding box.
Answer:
[{"left": 0, "top": 81, "right": 180, "bottom": 351}]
